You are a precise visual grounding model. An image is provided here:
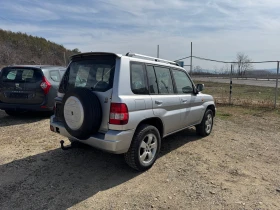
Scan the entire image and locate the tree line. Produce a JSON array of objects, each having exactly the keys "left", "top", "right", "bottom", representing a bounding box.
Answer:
[{"left": 0, "top": 29, "right": 81, "bottom": 68}]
